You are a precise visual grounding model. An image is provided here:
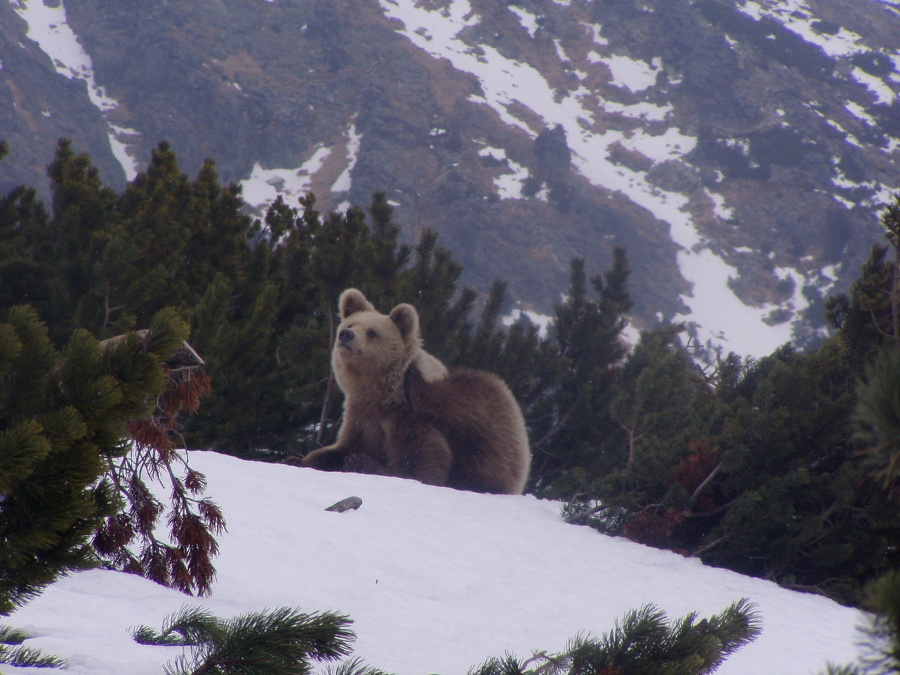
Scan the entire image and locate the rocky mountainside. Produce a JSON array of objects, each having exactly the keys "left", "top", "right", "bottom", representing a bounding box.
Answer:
[{"left": 3, "top": 0, "right": 900, "bottom": 356}]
